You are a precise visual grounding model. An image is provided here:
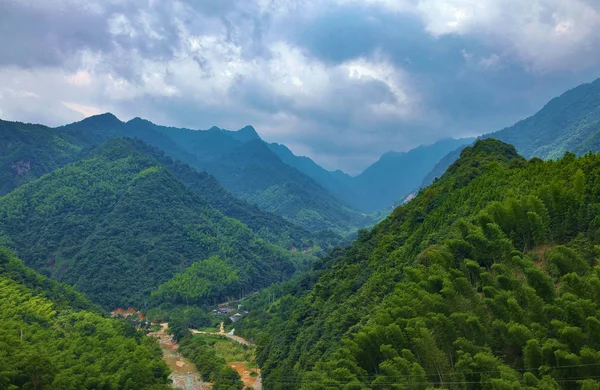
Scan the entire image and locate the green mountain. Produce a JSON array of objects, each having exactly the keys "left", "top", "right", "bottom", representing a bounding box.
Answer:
[
  {"left": 268, "top": 138, "right": 474, "bottom": 213},
  {"left": 488, "top": 78, "right": 600, "bottom": 159},
  {"left": 352, "top": 138, "right": 475, "bottom": 212},
  {"left": 0, "top": 119, "right": 86, "bottom": 196},
  {"left": 57, "top": 115, "right": 371, "bottom": 234},
  {"left": 0, "top": 248, "right": 171, "bottom": 389},
  {"left": 234, "top": 139, "right": 600, "bottom": 389},
  {"left": 0, "top": 138, "right": 305, "bottom": 309},
  {"left": 0, "top": 118, "right": 337, "bottom": 250},
  {"left": 423, "top": 78, "right": 600, "bottom": 189}
]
